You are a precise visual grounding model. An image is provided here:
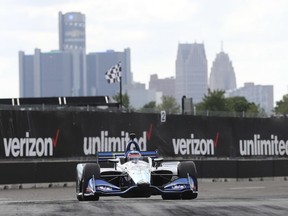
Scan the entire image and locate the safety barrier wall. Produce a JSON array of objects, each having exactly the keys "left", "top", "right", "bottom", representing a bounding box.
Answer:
[
  {"left": 1, "top": 159, "right": 288, "bottom": 184},
  {"left": 1, "top": 110, "right": 288, "bottom": 159},
  {"left": 1, "top": 109, "right": 288, "bottom": 184}
]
